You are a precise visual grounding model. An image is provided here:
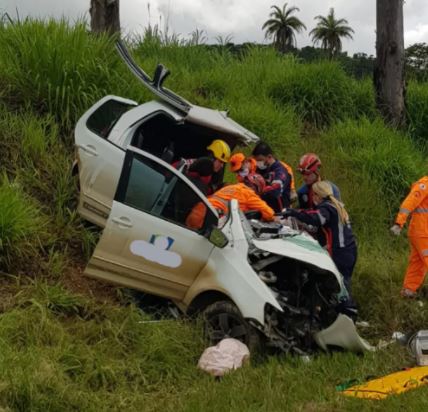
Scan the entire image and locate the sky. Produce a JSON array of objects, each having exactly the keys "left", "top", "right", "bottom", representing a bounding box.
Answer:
[{"left": 2, "top": 0, "right": 428, "bottom": 55}]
